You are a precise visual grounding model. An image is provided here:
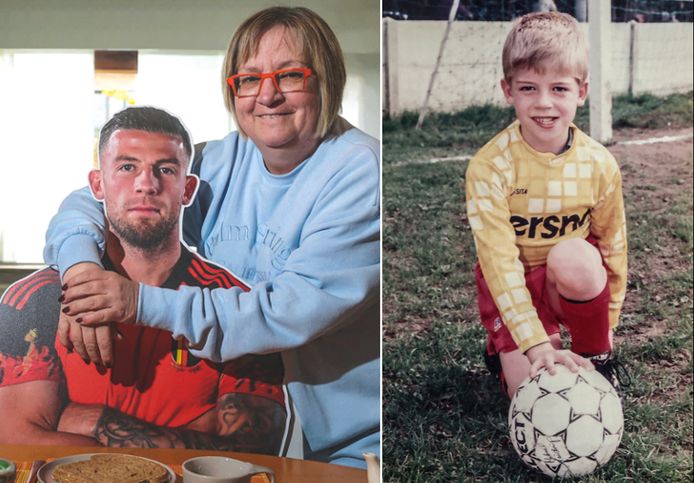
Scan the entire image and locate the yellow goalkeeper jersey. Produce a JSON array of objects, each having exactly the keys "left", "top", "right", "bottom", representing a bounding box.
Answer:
[{"left": 465, "top": 121, "right": 627, "bottom": 353}]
